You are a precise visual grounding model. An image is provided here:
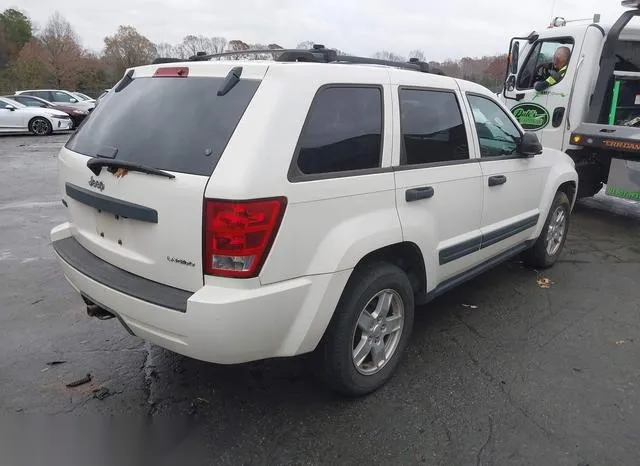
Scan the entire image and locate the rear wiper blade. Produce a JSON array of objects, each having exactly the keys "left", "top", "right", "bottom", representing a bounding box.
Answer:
[{"left": 86, "top": 158, "right": 176, "bottom": 179}]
